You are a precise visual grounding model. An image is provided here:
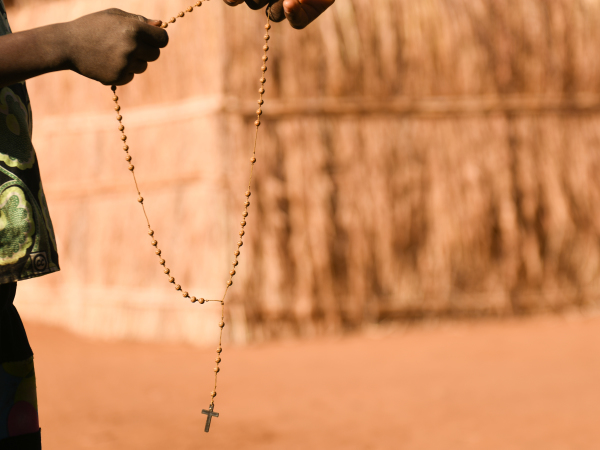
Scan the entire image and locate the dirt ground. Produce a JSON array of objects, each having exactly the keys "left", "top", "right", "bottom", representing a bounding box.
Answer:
[{"left": 24, "top": 313, "right": 600, "bottom": 450}]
